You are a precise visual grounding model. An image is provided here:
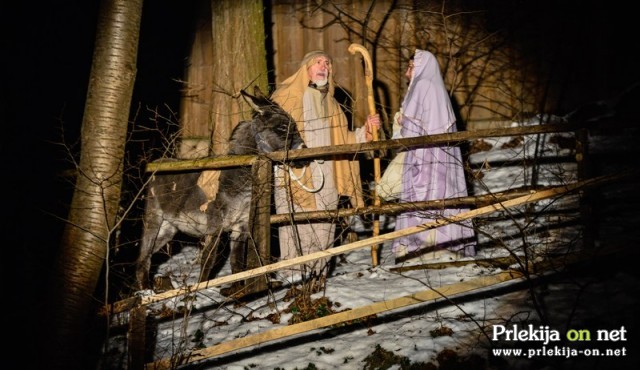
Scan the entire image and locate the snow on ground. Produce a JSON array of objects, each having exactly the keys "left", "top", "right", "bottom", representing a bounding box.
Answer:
[{"left": 103, "top": 116, "right": 640, "bottom": 369}]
